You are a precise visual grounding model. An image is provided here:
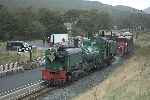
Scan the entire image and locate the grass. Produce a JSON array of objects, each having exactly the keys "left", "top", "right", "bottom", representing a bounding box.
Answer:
[
  {"left": 0, "top": 51, "right": 21, "bottom": 64},
  {"left": 73, "top": 32, "right": 150, "bottom": 100},
  {"left": 0, "top": 42, "right": 6, "bottom": 48},
  {"left": 0, "top": 48, "right": 44, "bottom": 65}
]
